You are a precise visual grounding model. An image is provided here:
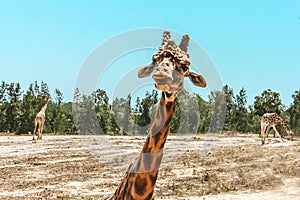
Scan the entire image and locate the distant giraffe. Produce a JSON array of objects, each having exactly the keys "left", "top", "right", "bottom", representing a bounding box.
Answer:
[
  {"left": 260, "top": 112, "right": 294, "bottom": 145},
  {"left": 108, "top": 31, "right": 206, "bottom": 200},
  {"left": 33, "top": 96, "right": 51, "bottom": 140}
]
